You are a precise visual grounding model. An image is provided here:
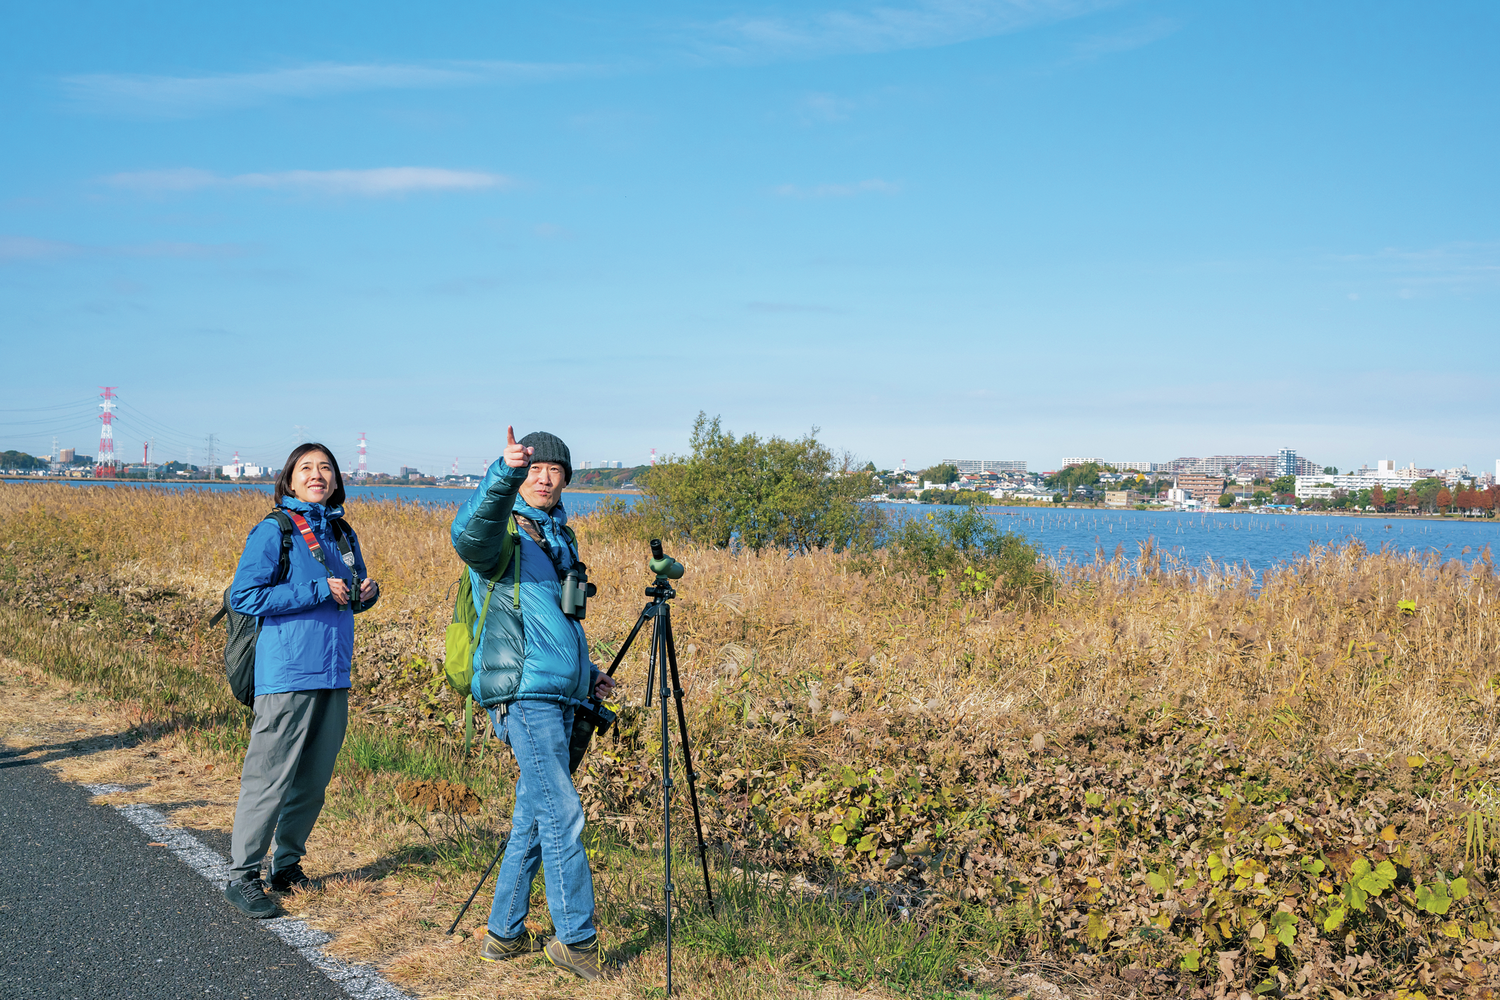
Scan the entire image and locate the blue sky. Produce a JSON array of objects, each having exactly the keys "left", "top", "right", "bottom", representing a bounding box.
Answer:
[{"left": 2, "top": 0, "right": 1496, "bottom": 476}]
